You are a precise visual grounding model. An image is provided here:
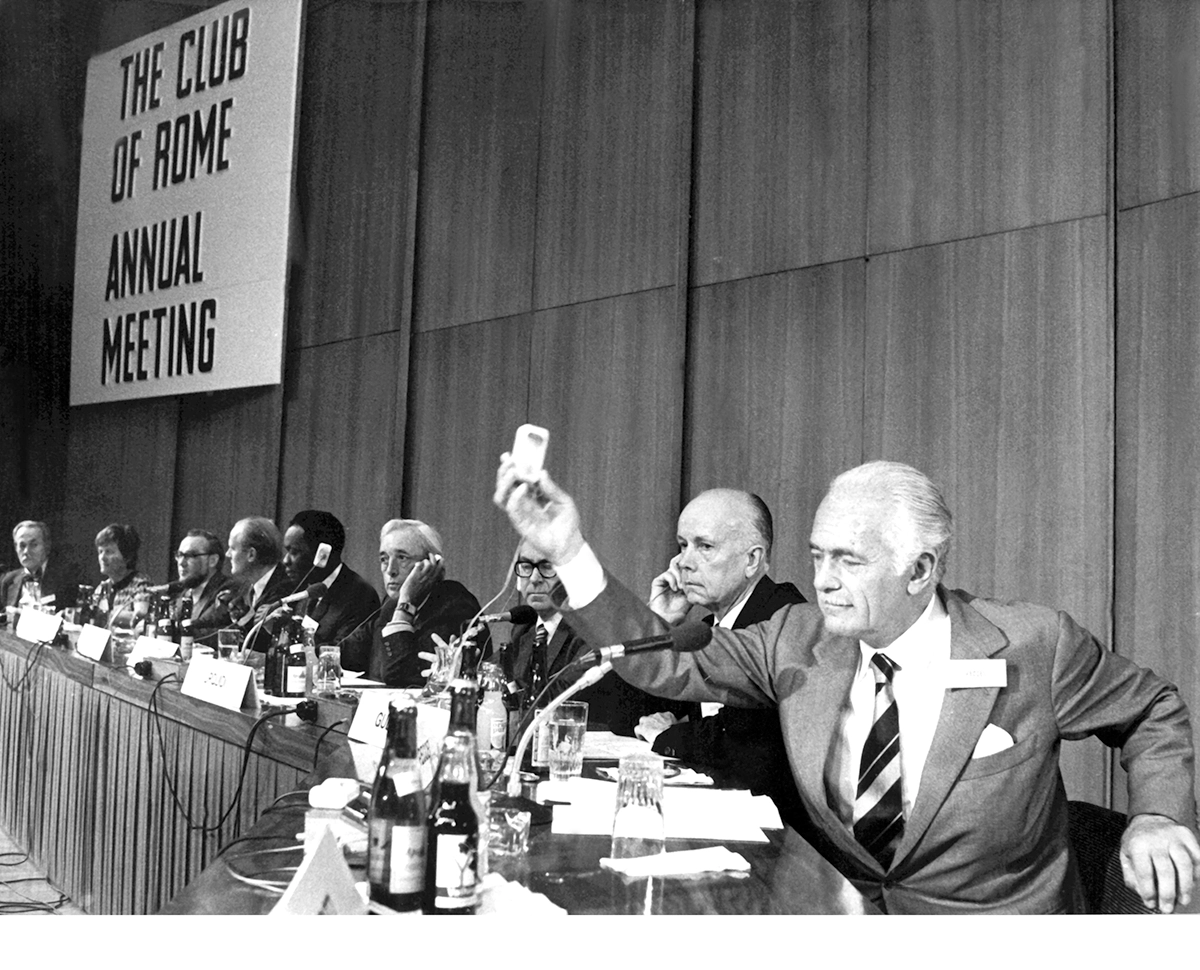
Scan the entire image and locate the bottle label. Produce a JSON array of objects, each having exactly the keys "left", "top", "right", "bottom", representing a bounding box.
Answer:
[
  {"left": 286, "top": 665, "right": 306, "bottom": 694},
  {"left": 432, "top": 833, "right": 478, "bottom": 908},
  {"left": 490, "top": 716, "right": 507, "bottom": 751},
  {"left": 532, "top": 721, "right": 550, "bottom": 767},
  {"left": 388, "top": 825, "right": 426, "bottom": 894}
]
